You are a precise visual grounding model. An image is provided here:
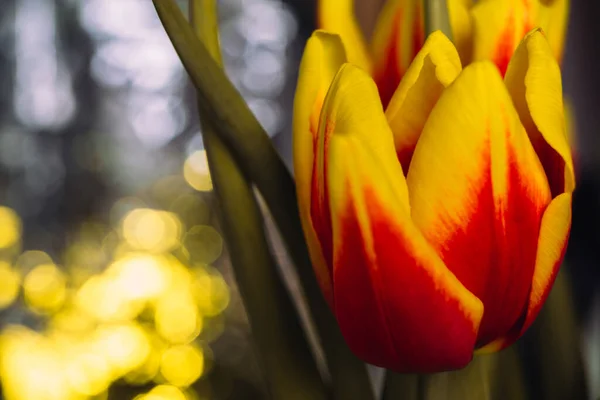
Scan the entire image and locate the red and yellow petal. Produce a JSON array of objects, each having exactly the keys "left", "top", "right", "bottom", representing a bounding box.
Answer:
[
  {"left": 519, "top": 192, "right": 572, "bottom": 335},
  {"left": 385, "top": 31, "right": 462, "bottom": 172},
  {"left": 407, "top": 61, "right": 551, "bottom": 346},
  {"left": 320, "top": 63, "right": 483, "bottom": 372},
  {"left": 471, "top": 0, "right": 534, "bottom": 76},
  {"left": 505, "top": 28, "right": 575, "bottom": 197},
  {"left": 317, "top": 0, "right": 371, "bottom": 73},
  {"left": 292, "top": 31, "right": 347, "bottom": 305},
  {"left": 535, "top": 0, "right": 570, "bottom": 64},
  {"left": 479, "top": 192, "right": 572, "bottom": 352},
  {"left": 447, "top": 0, "right": 474, "bottom": 64},
  {"left": 369, "top": 0, "right": 424, "bottom": 108}
]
